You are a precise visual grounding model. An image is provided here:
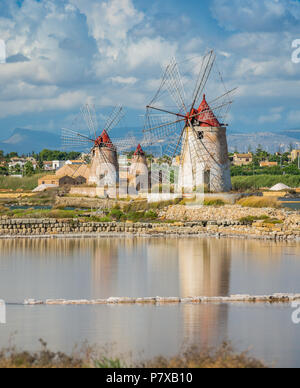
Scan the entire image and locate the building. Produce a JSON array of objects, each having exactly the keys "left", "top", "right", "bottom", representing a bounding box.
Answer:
[
  {"left": 56, "top": 163, "right": 90, "bottom": 181},
  {"left": 233, "top": 153, "right": 253, "bottom": 166},
  {"left": 260, "top": 161, "right": 278, "bottom": 168},
  {"left": 178, "top": 94, "right": 232, "bottom": 193},
  {"left": 8, "top": 157, "right": 27, "bottom": 170},
  {"left": 65, "top": 160, "right": 85, "bottom": 166},
  {"left": 291, "top": 149, "right": 300, "bottom": 162},
  {"left": 128, "top": 144, "right": 149, "bottom": 194},
  {"left": 88, "top": 130, "right": 119, "bottom": 188},
  {"left": 38, "top": 175, "right": 81, "bottom": 187},
  {"left": 43, "top": 161, "right": 54, "bottom": 171},
  {"left": 52, "top": 160, "right": 66, "bottom": 170},
  {"left": 8, "top": 160, "right": 25, "bottom": 170}
]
